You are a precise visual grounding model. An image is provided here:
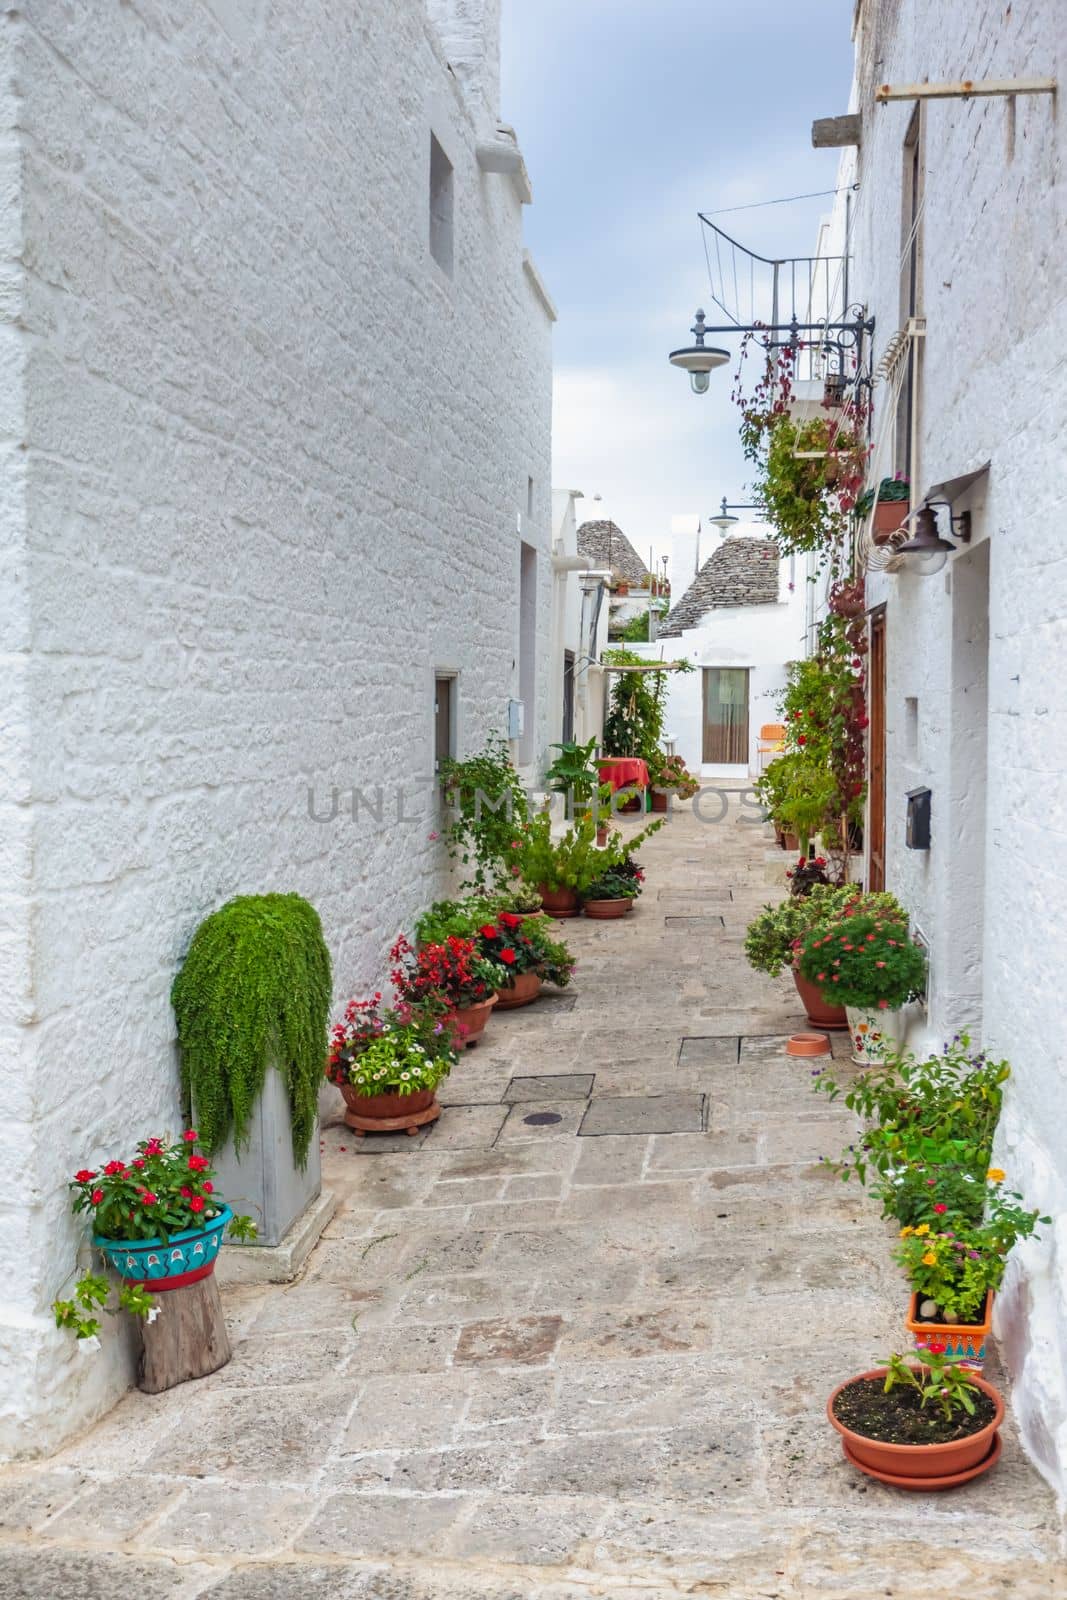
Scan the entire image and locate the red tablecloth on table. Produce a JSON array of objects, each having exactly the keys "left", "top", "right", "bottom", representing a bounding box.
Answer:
[{"left": 597, "top": 758, "right": 650, "bottom": 793}]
